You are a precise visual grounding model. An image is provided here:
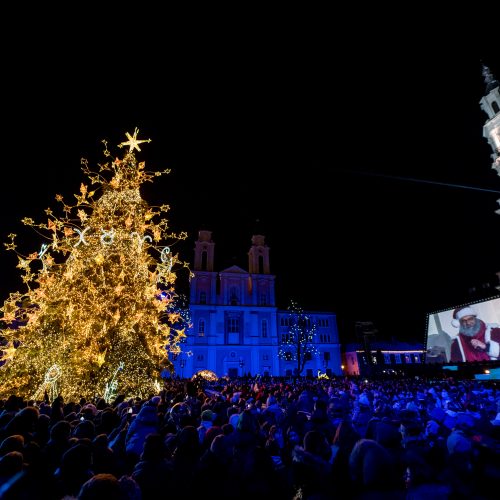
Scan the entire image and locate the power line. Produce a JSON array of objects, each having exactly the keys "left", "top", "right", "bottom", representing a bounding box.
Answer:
[{"left": 338, "top": 169, "right": 500, "bottom": 194}]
